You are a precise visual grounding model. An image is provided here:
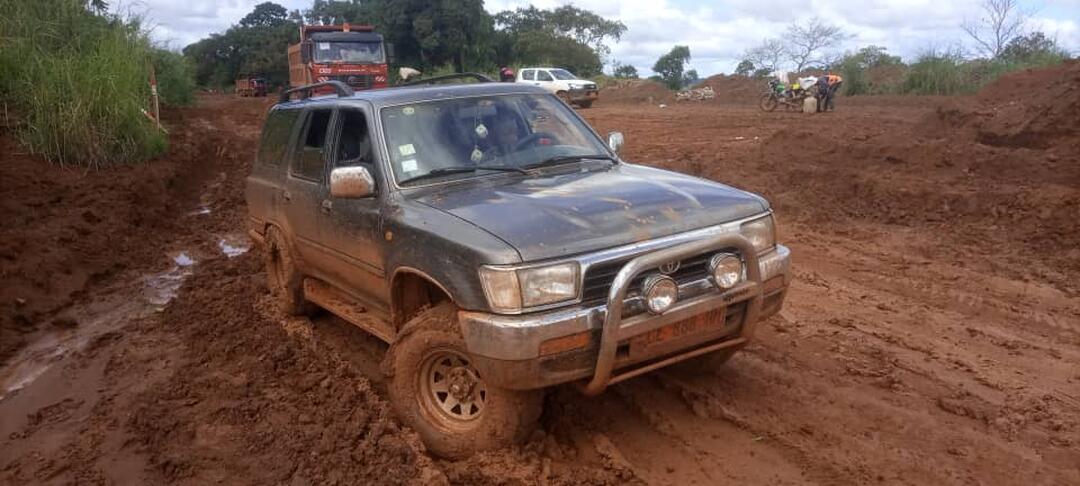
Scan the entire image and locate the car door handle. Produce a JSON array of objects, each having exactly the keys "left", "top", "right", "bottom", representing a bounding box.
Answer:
[
  {"left": 320, "top": 199, "right": 332, "bottom": 213},
  {"left": 282, "top": 190, "right": 292, "bottom": 202}
]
